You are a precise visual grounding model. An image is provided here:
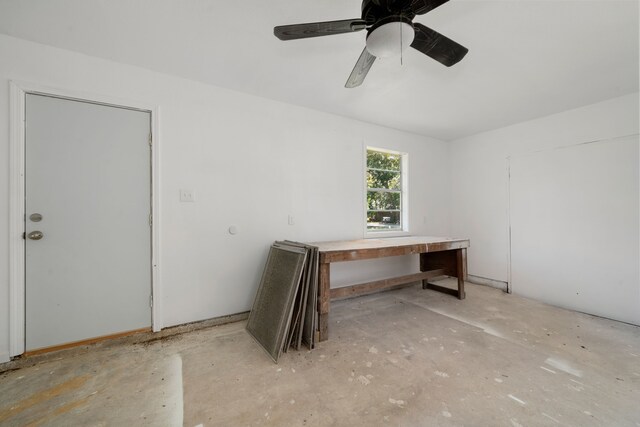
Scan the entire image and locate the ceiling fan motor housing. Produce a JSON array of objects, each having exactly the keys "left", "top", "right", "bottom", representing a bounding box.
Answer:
[
  {"left": 365, "top": 15, "right": 415, "bottom": 58},
  {"left": 362, "top": 0, "right": 417, "bottom": 24}
]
